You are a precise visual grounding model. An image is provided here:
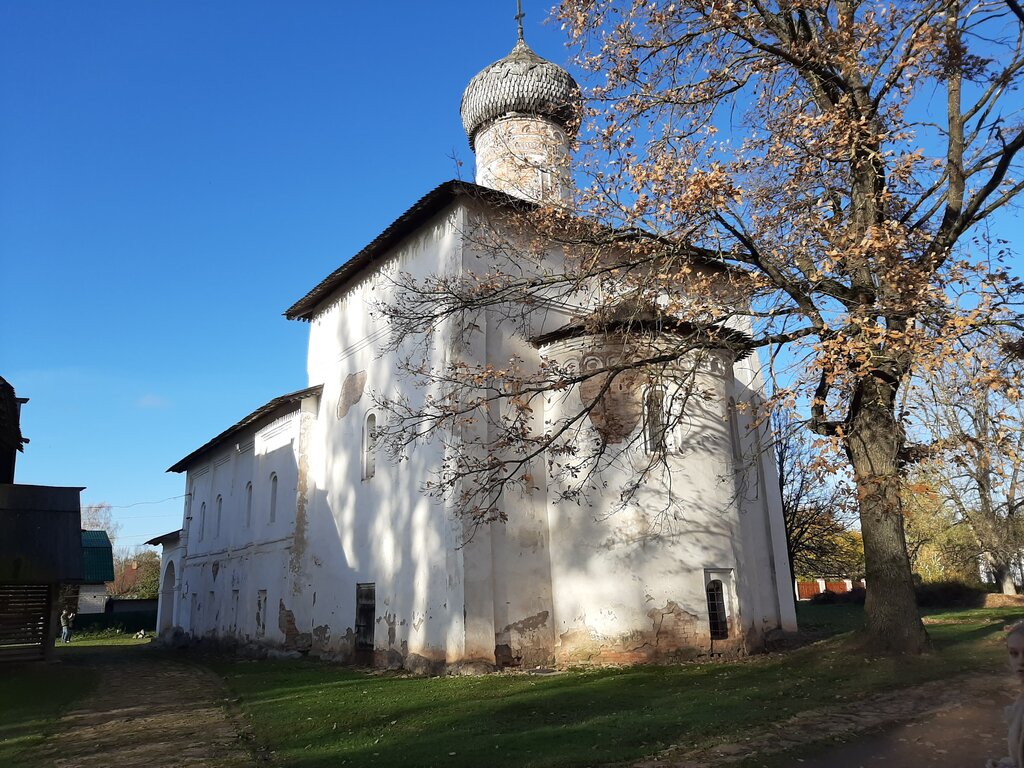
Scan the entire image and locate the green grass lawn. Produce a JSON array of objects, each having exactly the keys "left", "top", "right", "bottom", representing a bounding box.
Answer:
[
  {"left": 210, "top": 604, "right": 1024, "bottom": 768},
  {"left": 60, "top": 632, "right": 152, "bottom": 648},
  {"left": 0, "top": 663, "right": 98, "bottom": 766}
]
